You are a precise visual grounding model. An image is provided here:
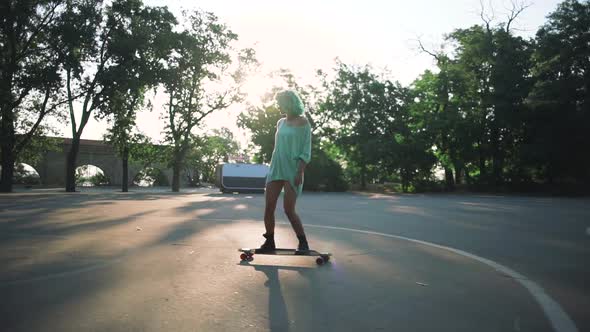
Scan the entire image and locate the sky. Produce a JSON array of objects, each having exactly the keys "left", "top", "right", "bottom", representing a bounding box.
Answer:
[{"left": 63, "top": 0, "right": 564, "bottom": 148}]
